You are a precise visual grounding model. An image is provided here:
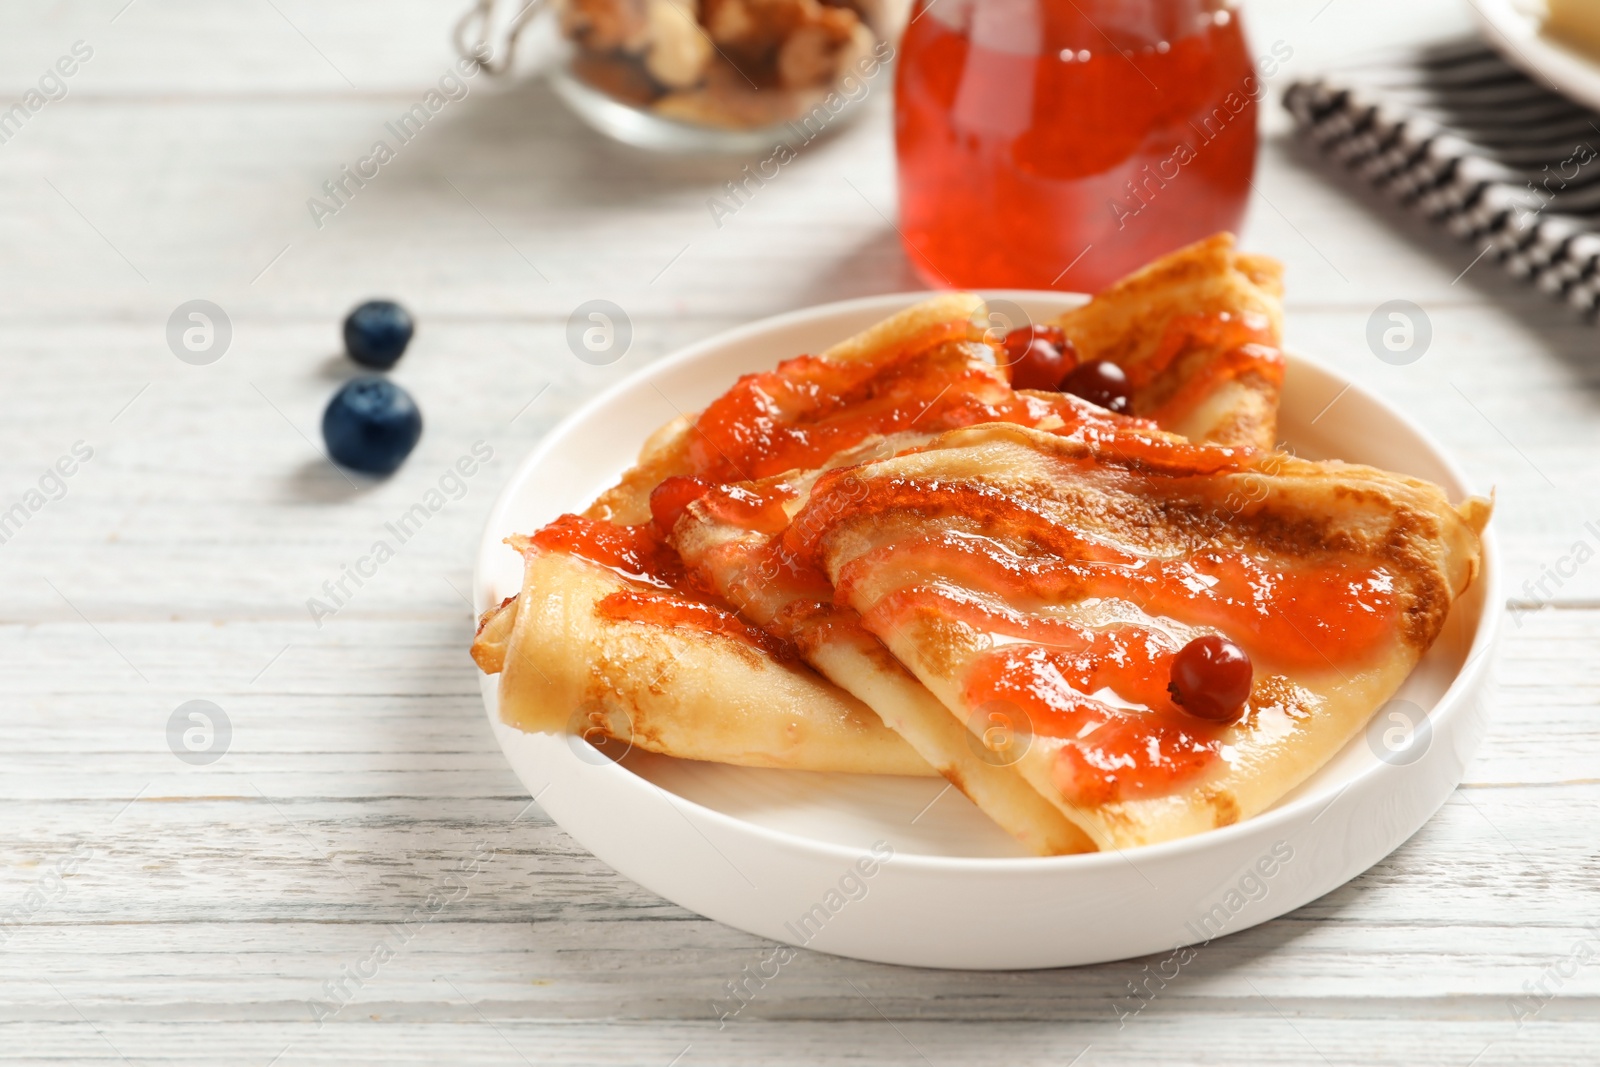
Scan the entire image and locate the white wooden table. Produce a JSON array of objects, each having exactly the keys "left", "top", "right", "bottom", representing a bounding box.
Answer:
[{"left": 2, "top": 0, "right": 1595, "bottom": 1063}]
